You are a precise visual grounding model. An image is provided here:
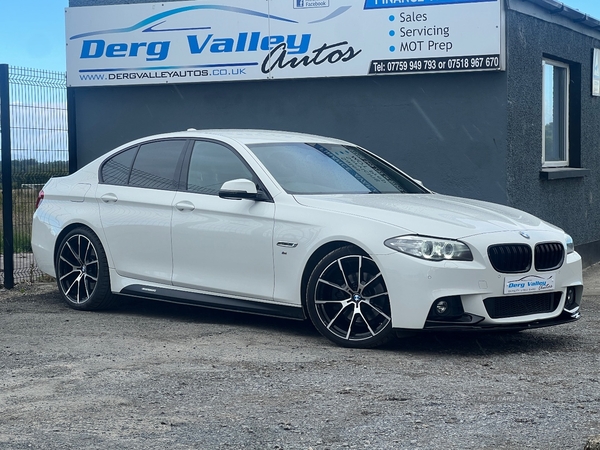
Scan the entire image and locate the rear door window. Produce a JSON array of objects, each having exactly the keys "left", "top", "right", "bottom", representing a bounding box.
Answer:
[{"left": 129, "top": 140, "right": 187, "bottom": 190}]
